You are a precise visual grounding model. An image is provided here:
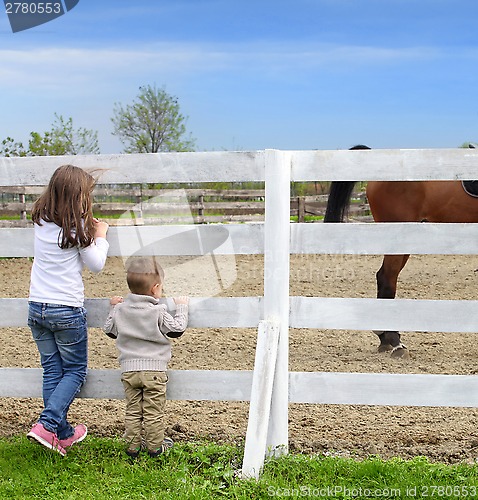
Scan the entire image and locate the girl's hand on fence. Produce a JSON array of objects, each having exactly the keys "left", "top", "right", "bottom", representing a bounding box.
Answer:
[
  {"left": 93, "top": 218, "right": 109, "bottom": 238},
  {"left": 173, "top": 296, "right": 189, "bottom": 305},
  {"left": 110, "top": 296, "right": 123, "bottom": 306}
]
